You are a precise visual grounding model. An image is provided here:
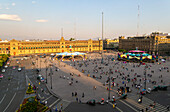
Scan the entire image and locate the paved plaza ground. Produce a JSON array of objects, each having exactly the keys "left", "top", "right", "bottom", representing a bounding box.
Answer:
[{"left": 37, "top": 52, "right": 170, "bottom": 111}]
